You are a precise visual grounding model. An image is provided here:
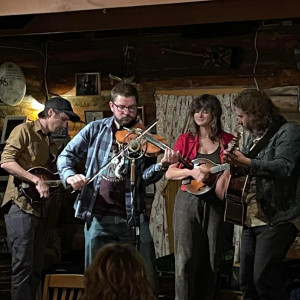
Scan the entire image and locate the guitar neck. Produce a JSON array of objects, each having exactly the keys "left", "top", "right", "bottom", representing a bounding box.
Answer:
[{"left": 44, "top": 180, "right": 63, "bottom": 187}]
